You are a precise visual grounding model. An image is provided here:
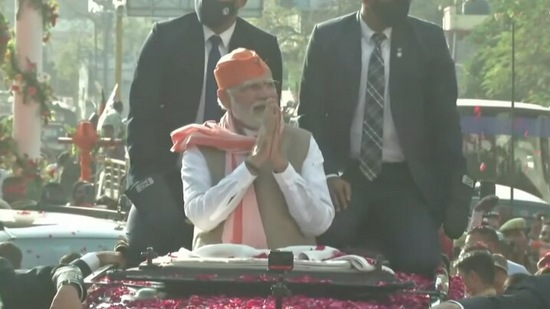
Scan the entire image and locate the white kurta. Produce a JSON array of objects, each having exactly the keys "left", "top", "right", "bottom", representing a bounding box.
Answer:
[{"left": 181, "top": 136, "right": 335, "bottom": 237}]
